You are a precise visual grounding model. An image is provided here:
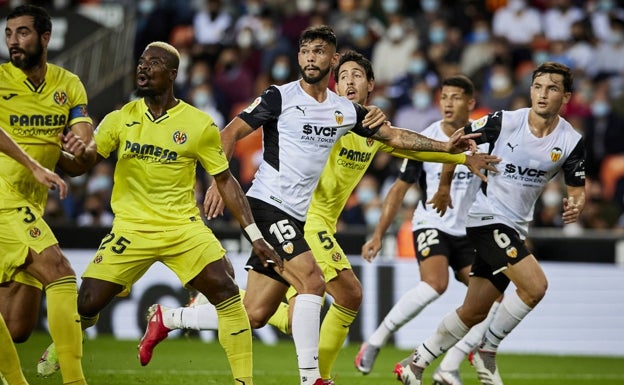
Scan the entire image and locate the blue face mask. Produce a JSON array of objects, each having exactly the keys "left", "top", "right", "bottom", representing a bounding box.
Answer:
[
  {"left": 472, "top": 29, "right": 490, "bottom": 43},
  {"left": 428, "top": 27, "right": 446, "bottom": 44},
  {"left": 407, "top": 59, "right": 426, "bottom": 76},
  {"left": 591, "top": 101, "right": 611, "bottom": 117},
  {"left": 351, "top": 23, "right": 367, "bottom": 40},
  {"left": 364, "top": 207, "right": 382, "bottom": 226},
  {"left": 412, "top": 91, "right": 431, "bottom": 109},
  {"left": 382, "top": 0, "right": 400, "bottom": 14},
  {"left": 357, "top": 188, "right": 376, "bottom": 204},
  {"left": 272, "top": 63, "right": 290, "bottom": 81}
]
